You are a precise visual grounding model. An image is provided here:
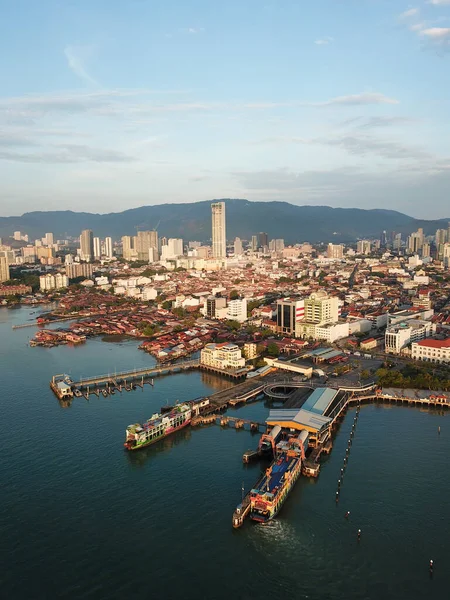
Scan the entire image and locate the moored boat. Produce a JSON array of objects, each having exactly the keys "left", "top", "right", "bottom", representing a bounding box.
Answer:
[
  {"left": 249, "top": 430, "right": 308, "bottom": 523},
  {"left": 124, "top": 403, "right": 192, "bottom": 451}
]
